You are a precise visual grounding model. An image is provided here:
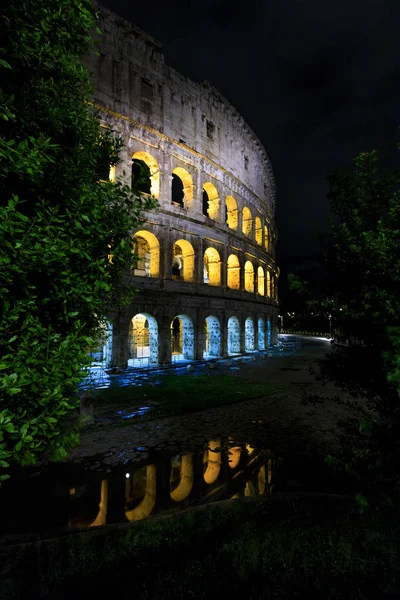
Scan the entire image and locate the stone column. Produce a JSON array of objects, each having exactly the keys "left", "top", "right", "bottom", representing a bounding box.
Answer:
[
  {"left": 220, "top": 313, "right": 228, "bottom": 356},
  {"left": 196, "top": 309, "right": 206, "bottom": 360},
  {"left": 194, "top": 237, "right": 204, "bottom": 285},
  {"left": 240, "top": 315, "right": 246, "bottom": 353},
  {"left": 158, "top": 315, "right": 172, "bottom": 365},
  {"left": 111, "top": 312, "right": 129, "bottom": 369}
]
